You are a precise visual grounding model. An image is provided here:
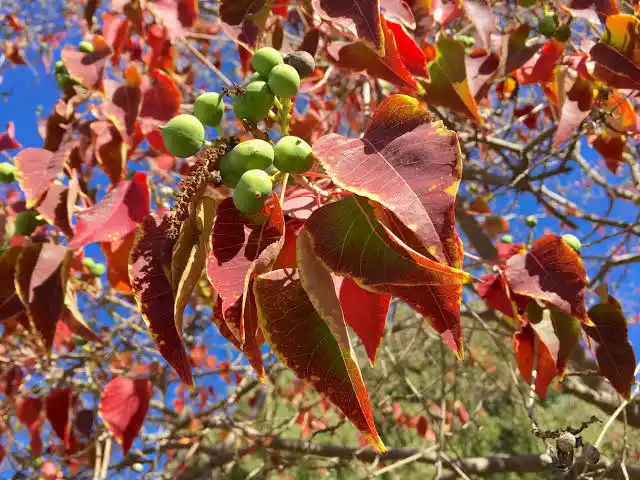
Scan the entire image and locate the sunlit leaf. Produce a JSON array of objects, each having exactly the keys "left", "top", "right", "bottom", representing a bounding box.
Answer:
[
  {"left": 501, "top": 25, "right": 544, "bottom": 76},
  {"left": 102, "top": 12, "right": 131, "bottom": 65},
  {"left": 300, "top": 196, "right": 469, "bottom": 357},
  {"left": 513, "top": 323, "right": 557, "bottom": 401},
  {"left": 380, "top": 0, "right": 415, "bottom": 29},
  {"left": 565, "top": 0, "right": 618, "bottom": 24},
  {"left": 150, "top": 0, "right": 198, "bottom": 39},
  {"left": 253, "top": 268, "right": 385, "bottom": 452},
  {"left": 461, "top": 0, "right": 496, "bottom": 49},
  {"left": 593, "top": 133, "right": 626, "bottom": 175},
  {"left": 312, "top": 0, "right": 384, "bottom": 54},
  {"left": 69, "top": 172, "right": 150, "bottom": 249},
  {"left": 465, "top": 49, "right": 499, "bottom": 99},
  {"left": 423, "top": 36, "right": 483, "bottom": 124},
  {"left": 14, "top": 148, "right": 66, "bottom": 208},
  {"left": 477, "top": 271, "right": 528, "bottom": 319},
  {"left": 385, "top": 19, "right": 428, "bottom": 77},
  {"left": 140, "top": 69, "right": 182, "bottom": 123},
  {"left": 36, "top": 178, "right": 78, "bottom": 238},
  {"left": 339, "top": 277, "right": 391, "bottom": 365},
  {"left": 206, "top": 196, "right": 284, "bottom": 345},
  {"left": 505, "top": 235, "right": 587, "bottom": 321},
  {"left": 61, "top": 36, "right": 112, "bottom": 89},
  {"left": 584, "top": 297, "right": 637, "bottom": 399},
  {"left": 101, "top": 231, "right": 136, "bottom": 294},
  {"left": 312, "top": 94, "right": 462, "bottom": 267},
  {"left": 99, "top": 377, "right": 152, "bottom": 454},
  {"left": 15, "top": 243, "right": 72, "bottom": 350},
  {"left": 129, "top": 215, "right": 193, "bottom": 385},
  {"left": 516, "top": 39, "right": 563, "bottom": 85},
  {"left": 552, "top": 76, "right": 595, "bottom": 147}
]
